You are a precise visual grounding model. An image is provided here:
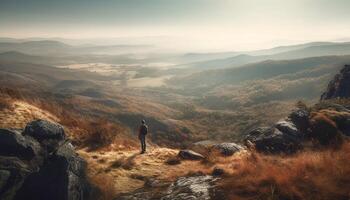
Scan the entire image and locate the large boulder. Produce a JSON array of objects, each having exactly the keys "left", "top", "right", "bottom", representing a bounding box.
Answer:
[
  {"left": 14, "top": 142, "right": 90, "bottom": 200},
  {"left": 0, "top": 120, "right": 90, "bottom": 200},
  {"left": 178, "top": 150, "right": 205, "bottom": 160},
  {"left": 23, "top": 119, "right": 66, "bottom": 153},
  {"left": 275, "top": 120, "right": 301, "bottom": 137},
  {"left": 321, "top": 65, "right": 350, "bottom": 100},
  {"left": 245, "top": 123, "right": 303, "bottom": 154},
  {"left": 289, "top": 109, "right": 310, "bottom": 133},
  {"left": 23, "top": 119, "right": 65, "bottom": 141},
  {"left": 211, "top": 143, "right": 244, "bottom": 156}
]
